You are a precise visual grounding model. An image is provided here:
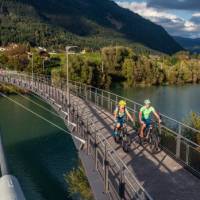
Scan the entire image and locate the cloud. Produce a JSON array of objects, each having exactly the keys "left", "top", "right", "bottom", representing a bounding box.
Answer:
[
  {"left": 191, "top": 13, "right": 200, "bottom": 24},
  {"left": 148, "top": 0, "right": 200, "bottom": 11},
  {"left": 117, "top": 1, "right": 200, "bottom": 38}
]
